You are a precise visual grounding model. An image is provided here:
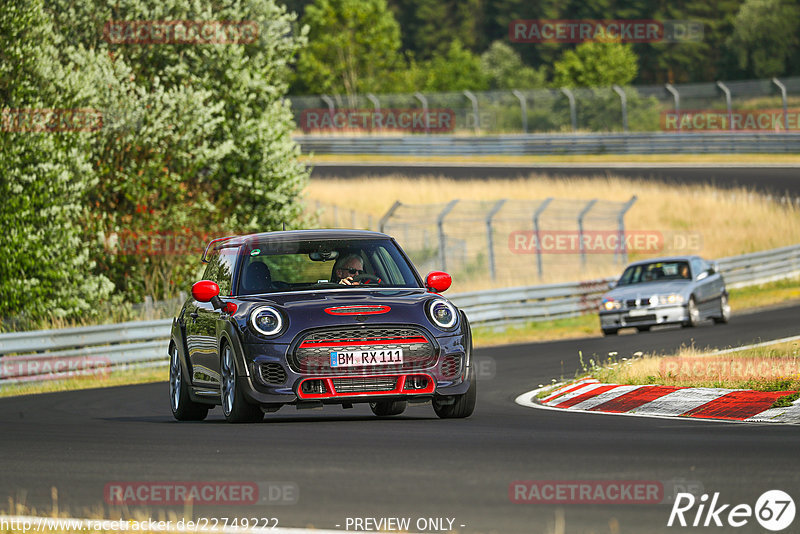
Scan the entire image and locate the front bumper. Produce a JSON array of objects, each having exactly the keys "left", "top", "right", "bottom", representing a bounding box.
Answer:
[
  {"left": 237, "top": 333, "right": 470, "bottom": 406},
  {"left": 599, "top": 304, "right": 688, "bottom": 329}
]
